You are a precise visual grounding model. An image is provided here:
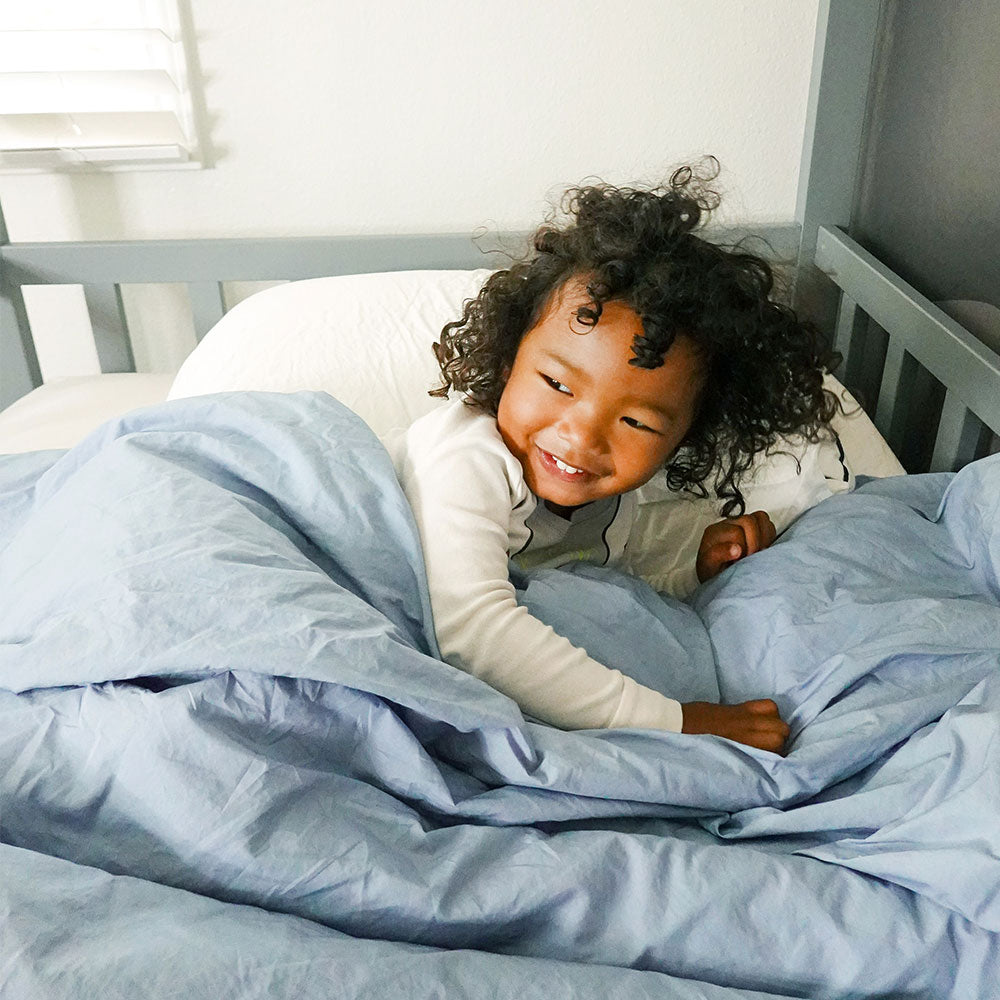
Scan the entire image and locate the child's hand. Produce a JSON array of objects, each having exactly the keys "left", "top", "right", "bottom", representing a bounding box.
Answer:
[
  {"left": 681, "top": 699, "right": 790, "bottom": 754},
  {"left": 696, "top": 511, "right": 776, "bottom": 582}
]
